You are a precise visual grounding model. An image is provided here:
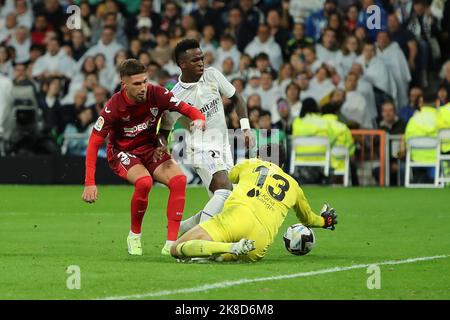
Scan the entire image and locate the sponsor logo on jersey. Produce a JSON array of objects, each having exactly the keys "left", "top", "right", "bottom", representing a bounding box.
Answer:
[
  {"left": 121, "top": 115, "right": 131, "bottom": 122},
  {"left": 150, "top": 107, "right": 159, "bottom": 117},
  {"left": 123, "top": 120, "right": 151, "bottom": 137},
  {"left": 94, "top": 116, "right": 104, "bottom": 131},
  {"left": 199, "top": 98, "right": 220, "bottom": 118}
]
